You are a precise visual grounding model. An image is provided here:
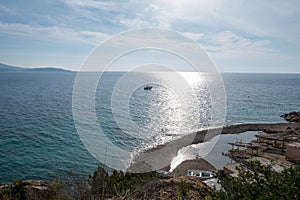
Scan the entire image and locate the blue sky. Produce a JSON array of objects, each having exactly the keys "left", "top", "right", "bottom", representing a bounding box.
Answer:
[{"left": 0, "top": 0, "right": 299, "bottom": 72}]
